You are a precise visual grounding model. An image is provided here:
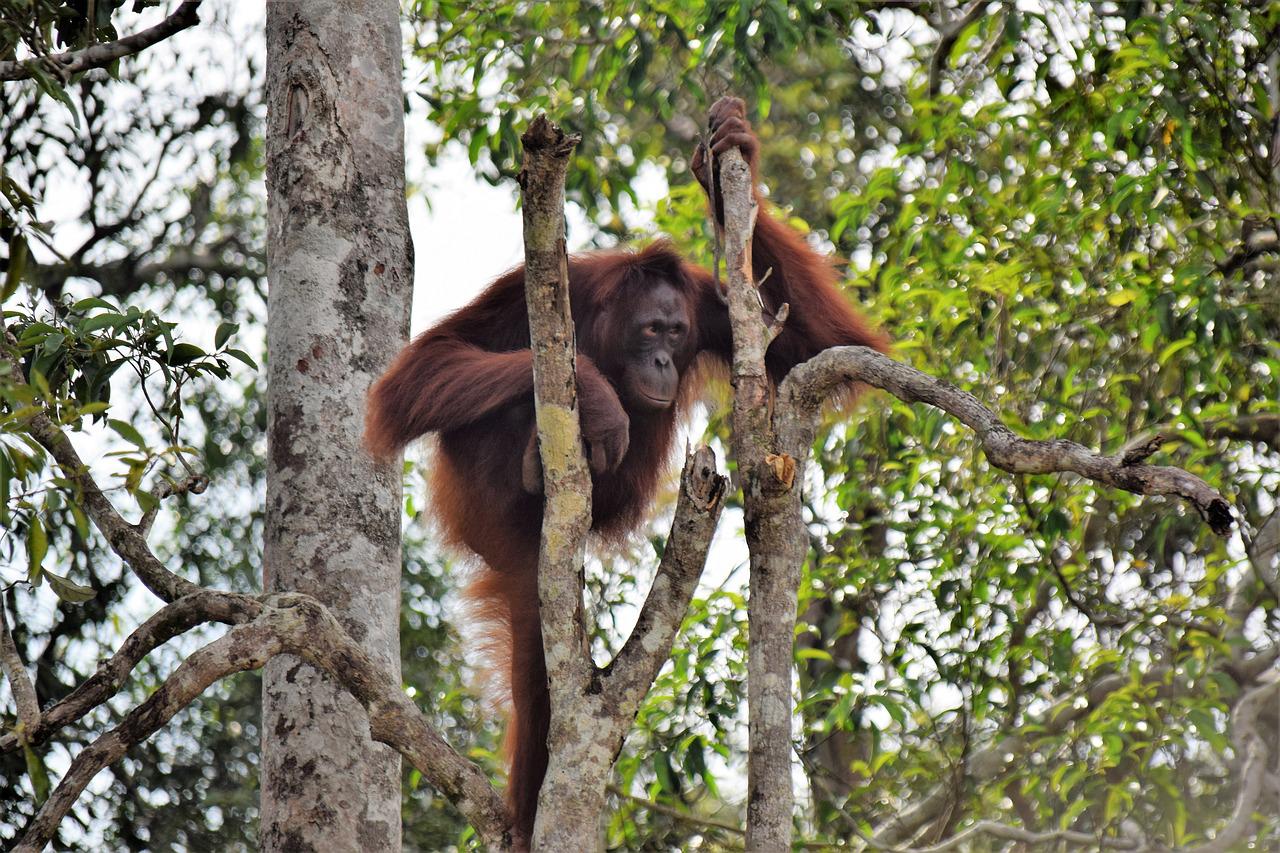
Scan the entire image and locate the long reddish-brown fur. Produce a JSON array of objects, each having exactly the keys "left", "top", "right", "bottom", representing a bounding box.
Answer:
[{"left": 364, "top": 106, "right": 888, "bottom": 845}]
